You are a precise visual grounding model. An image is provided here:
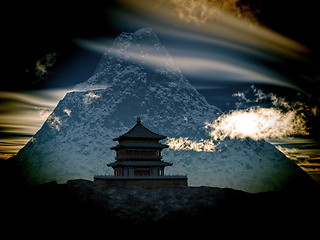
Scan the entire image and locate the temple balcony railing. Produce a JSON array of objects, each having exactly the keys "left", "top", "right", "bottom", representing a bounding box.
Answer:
[
  {"left": 115, "top": 155, "right": 162, "bottom": 160},
  {"left": 94, "top": 174, "right": 188, "bottom": 179}
]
